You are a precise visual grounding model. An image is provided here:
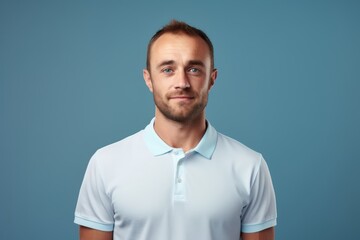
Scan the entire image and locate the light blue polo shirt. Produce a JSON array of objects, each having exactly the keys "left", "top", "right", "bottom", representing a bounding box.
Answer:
[{"left": 74, "top": 118, "right": 277, "bottom": 240}]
